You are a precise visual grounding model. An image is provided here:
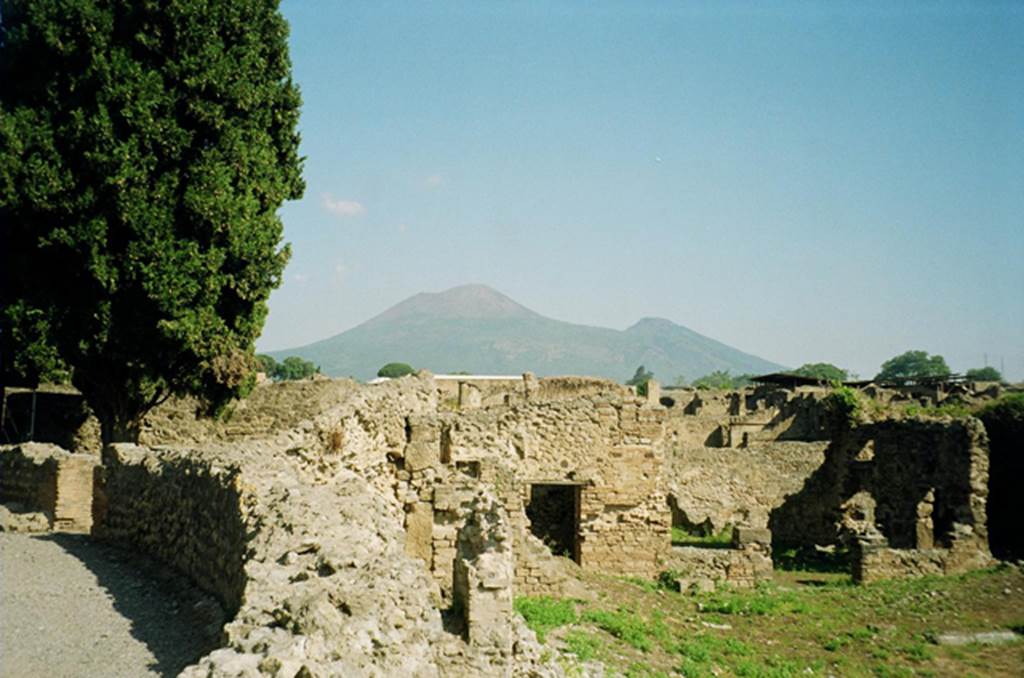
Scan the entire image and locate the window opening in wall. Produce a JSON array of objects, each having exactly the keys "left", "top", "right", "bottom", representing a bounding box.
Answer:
[
  {"left": 455, "top": 460, "right": 480, "bottom": 479},
  {"left": 527, "top": 484, "right": 580, "bottom": 563},
  {"left": 668, "top": 496, "right": 730, "bottom": 548}
]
